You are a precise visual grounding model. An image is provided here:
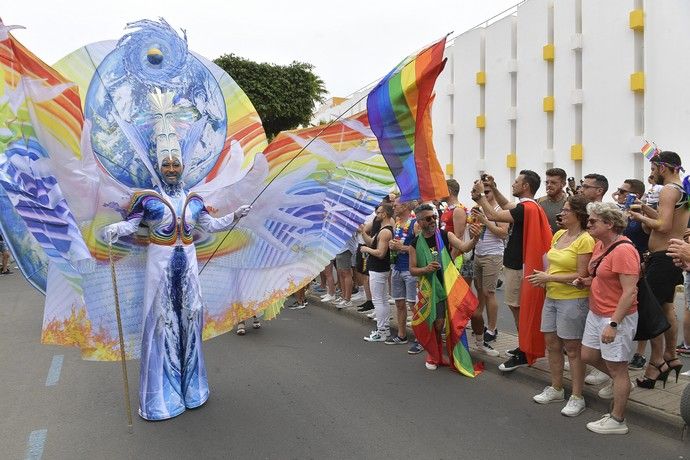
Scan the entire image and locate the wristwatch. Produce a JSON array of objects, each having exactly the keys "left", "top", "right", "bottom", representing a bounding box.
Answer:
[{"left": 609, "top": 321, "right": 618, "bottom": 328}]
